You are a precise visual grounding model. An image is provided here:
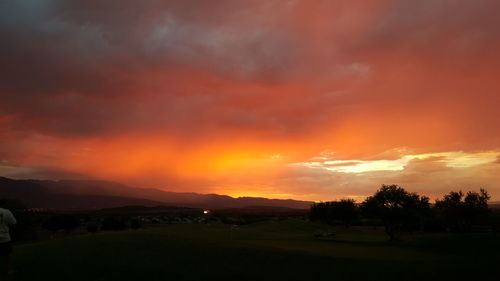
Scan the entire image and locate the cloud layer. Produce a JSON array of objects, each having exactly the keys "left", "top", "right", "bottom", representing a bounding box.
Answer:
[{"left": 1, "top": 0, "right": 500, "bottom": 200}]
